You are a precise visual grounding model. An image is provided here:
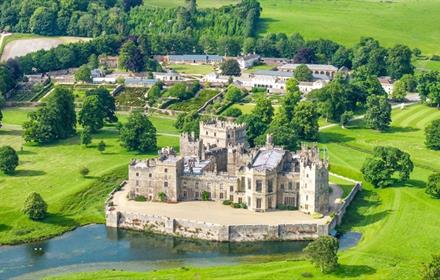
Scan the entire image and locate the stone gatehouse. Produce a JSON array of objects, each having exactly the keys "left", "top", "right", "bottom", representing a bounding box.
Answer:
[{"left": 127, "top": 120, "right": 330, "bottom": 215}]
